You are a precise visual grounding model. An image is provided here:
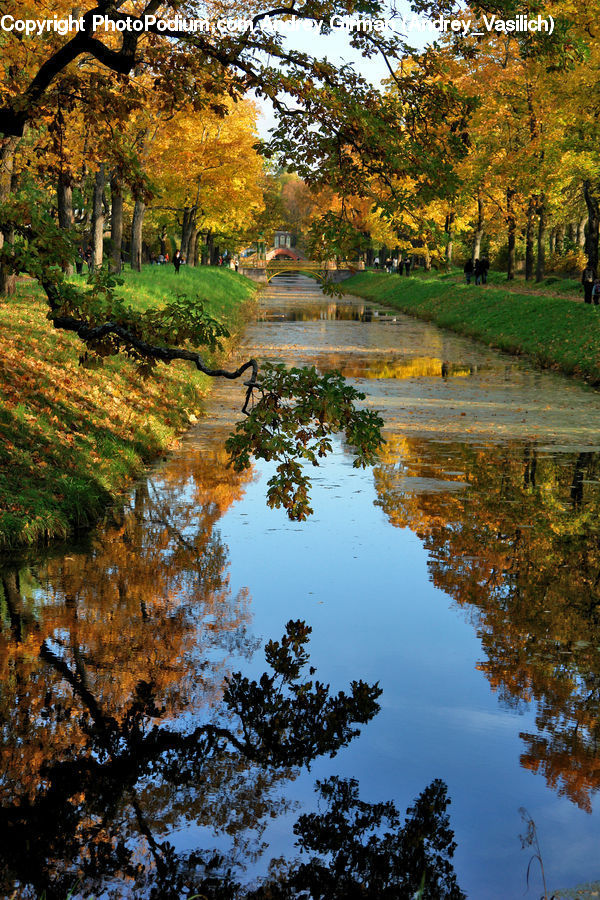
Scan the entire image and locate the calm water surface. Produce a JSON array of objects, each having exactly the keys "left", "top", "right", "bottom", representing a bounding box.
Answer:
[{"left": 2, "top": 275, "right": 600, "bottom": 898}]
